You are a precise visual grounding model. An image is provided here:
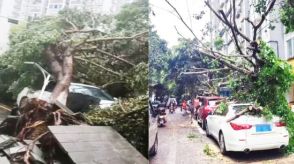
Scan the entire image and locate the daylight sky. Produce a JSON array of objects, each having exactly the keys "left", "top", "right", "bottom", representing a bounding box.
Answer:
[{"left": 150, "top": 0, "right": 210, "bottom": 48}]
